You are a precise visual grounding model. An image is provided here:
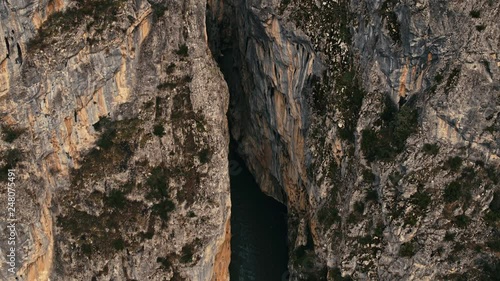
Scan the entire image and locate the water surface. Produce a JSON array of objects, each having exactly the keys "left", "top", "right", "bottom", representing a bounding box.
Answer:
[{"left": 229, "top": 150, "right": 288, "bottom": 281}]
